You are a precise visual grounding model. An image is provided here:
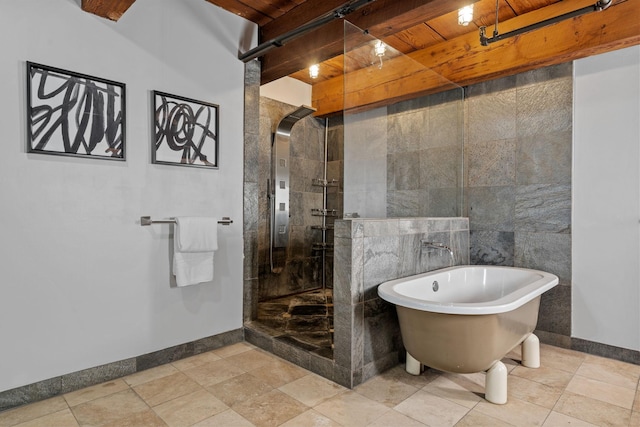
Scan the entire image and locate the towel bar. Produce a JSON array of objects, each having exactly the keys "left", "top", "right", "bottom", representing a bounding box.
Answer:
[{"left": 140, "top": 216, "right": 233, "bottom": 226}]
